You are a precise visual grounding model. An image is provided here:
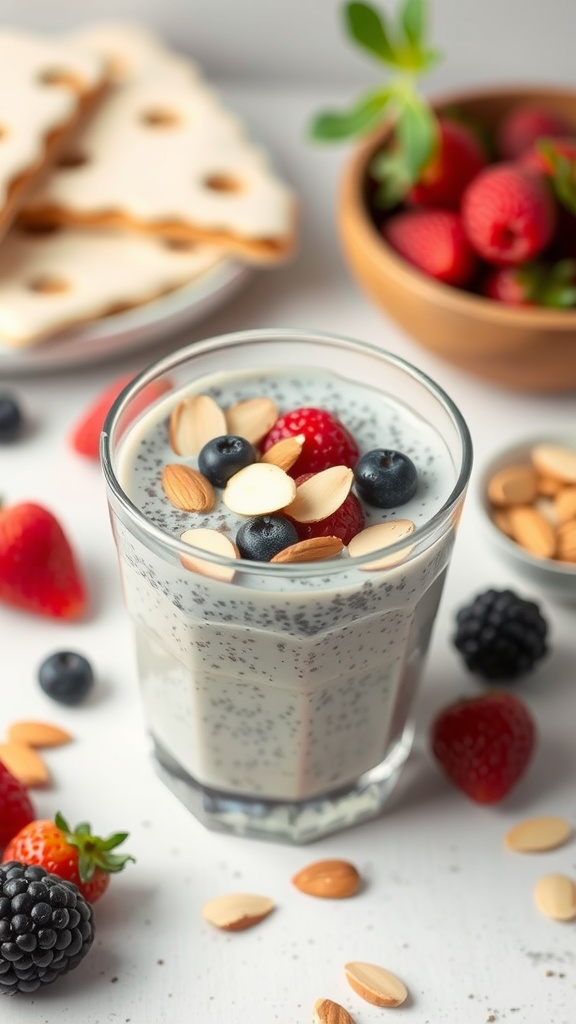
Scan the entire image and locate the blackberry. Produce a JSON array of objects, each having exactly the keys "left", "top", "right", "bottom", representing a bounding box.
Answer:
[
  {"left": 453, "top": 588, "right": 548, "bottom": 680},
  {"left": 0, "top": 862, "right": 94, "bottom": 994}
]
